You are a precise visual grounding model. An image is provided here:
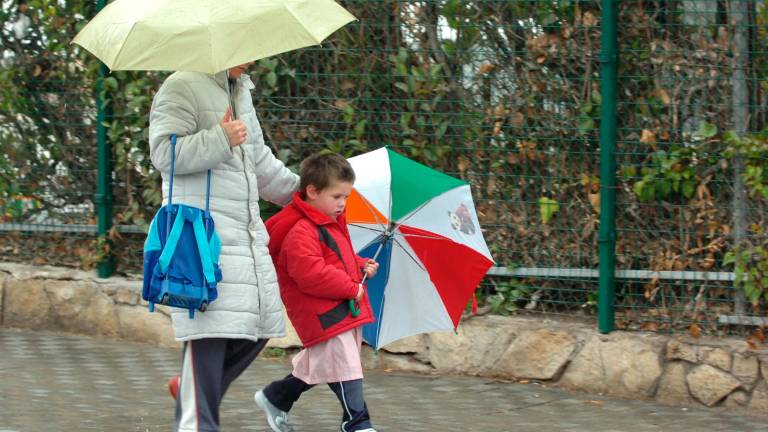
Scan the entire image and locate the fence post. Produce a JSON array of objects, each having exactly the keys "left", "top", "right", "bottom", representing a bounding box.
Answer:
[
  {"left": 597, "top": 0, "right": 619, "bottom": 333},
  {"left": 95, "top": 0, "right": 114, "bottom": 278},
  {"left": 729, "top": 0, "right": 750, "bottom": 315}
]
